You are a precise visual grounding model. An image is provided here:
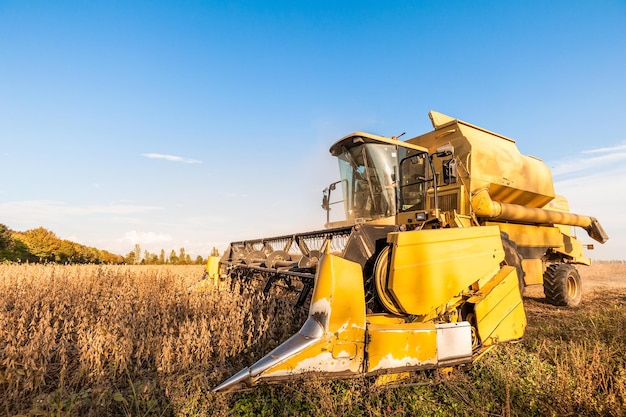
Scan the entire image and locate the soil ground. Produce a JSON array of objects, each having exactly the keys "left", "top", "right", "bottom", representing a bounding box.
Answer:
[
  {"left": 523, "top": 261, "right": 626, "bottom": 300},
  {"left": 522, "top": 262, "right": 626, "bottom": 327}
]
